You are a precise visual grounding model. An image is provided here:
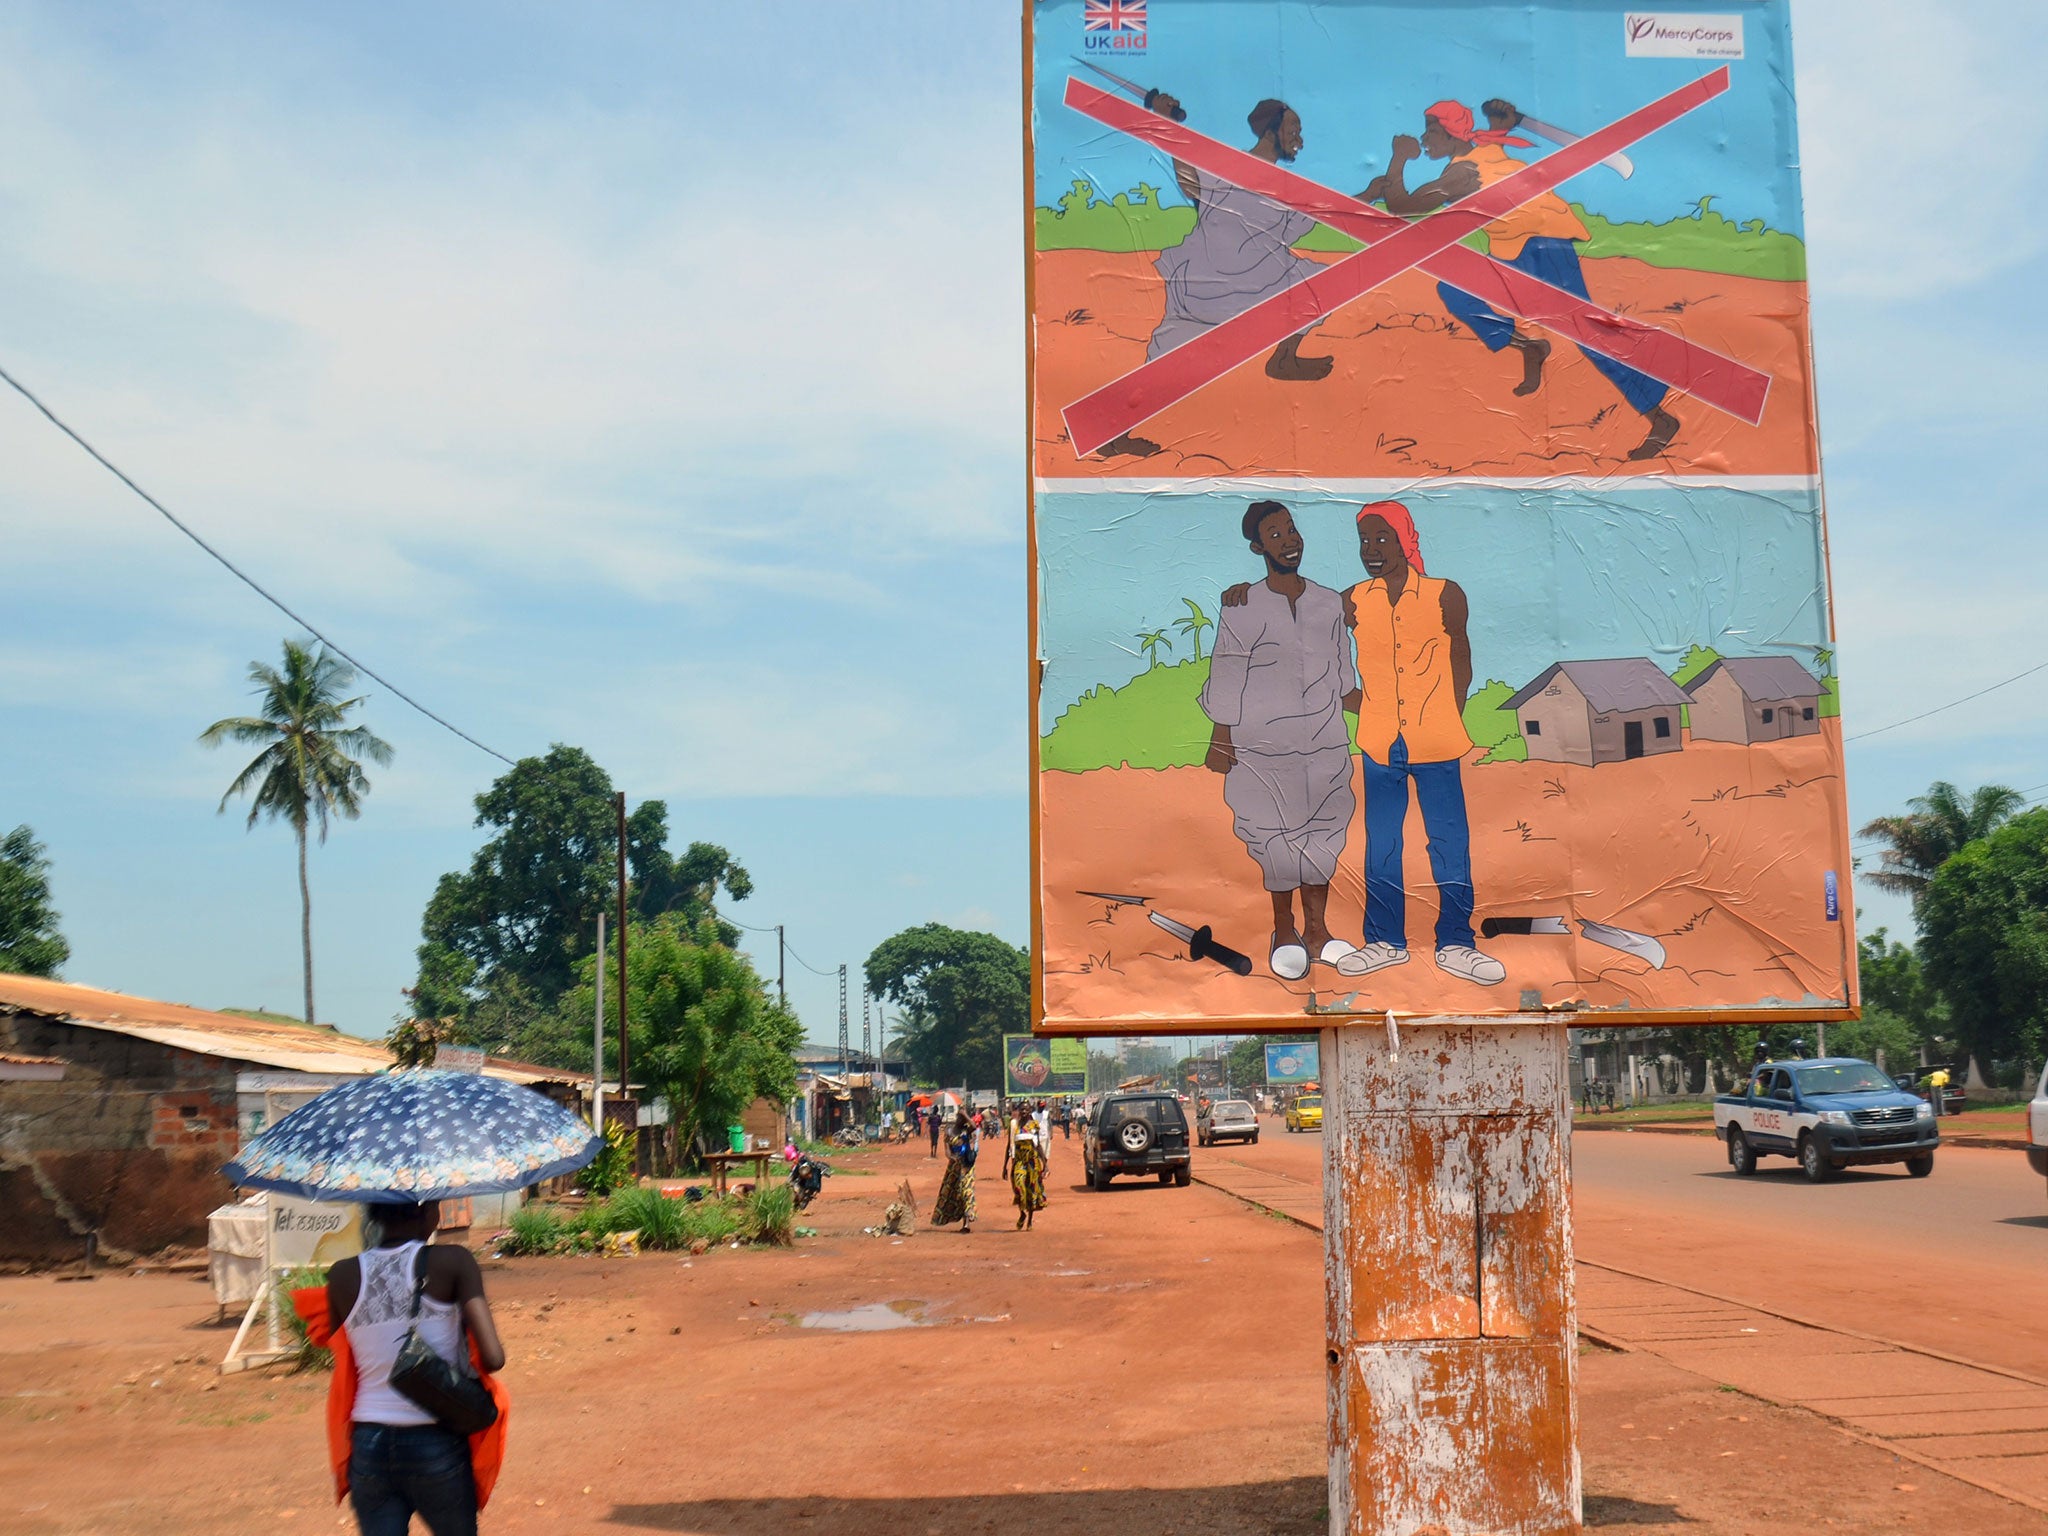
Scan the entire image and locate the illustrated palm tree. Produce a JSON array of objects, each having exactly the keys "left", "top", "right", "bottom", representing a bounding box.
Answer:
[
  {"left": 201, "top": 641, "right": 393, "bottom": 1025},
  {"left": 1136, "top": 629, "right": 1172, "bottom": 669},
  {"left": 1857, "top": 780, "right": 2024, "bottom": 908},
  {"left": 1175, "top": 598, "right": 1214, "bottom": 663}
]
